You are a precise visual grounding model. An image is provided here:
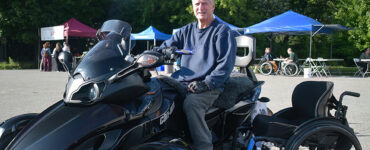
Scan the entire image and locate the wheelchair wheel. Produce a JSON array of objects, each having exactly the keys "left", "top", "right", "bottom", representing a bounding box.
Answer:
[
  {"left": 284, "top": 63, "right": 298, "bottom": 76},
  {"left": 259, "top": 62, "right": 273, "bottom": 75},
  {"left": 285, "top": 120, "right": 361, "bottom": 150}
]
